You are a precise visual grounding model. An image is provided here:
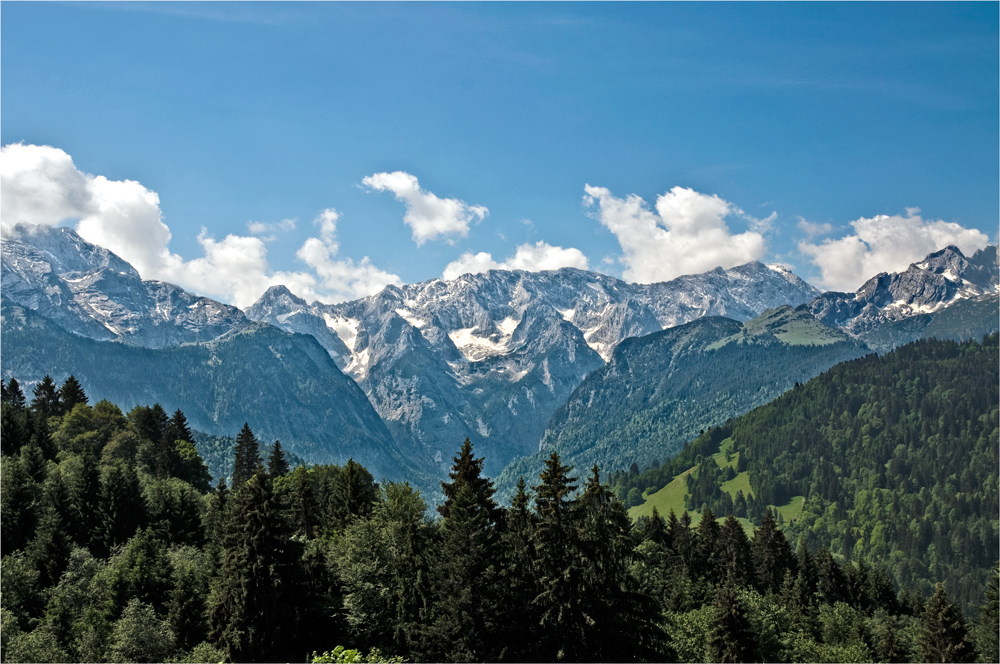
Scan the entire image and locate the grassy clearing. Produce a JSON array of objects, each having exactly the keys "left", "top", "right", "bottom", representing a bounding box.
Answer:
[{"left": 774, "top": 495, "right": 806, "bottom": 524}]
